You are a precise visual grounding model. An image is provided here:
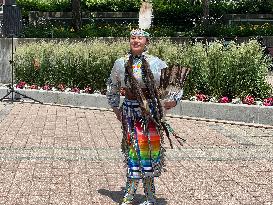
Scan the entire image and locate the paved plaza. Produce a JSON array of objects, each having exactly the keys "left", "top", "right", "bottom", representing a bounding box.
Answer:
[{"left": 0, "top": 102, "right": 272, "bottom": 204}]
